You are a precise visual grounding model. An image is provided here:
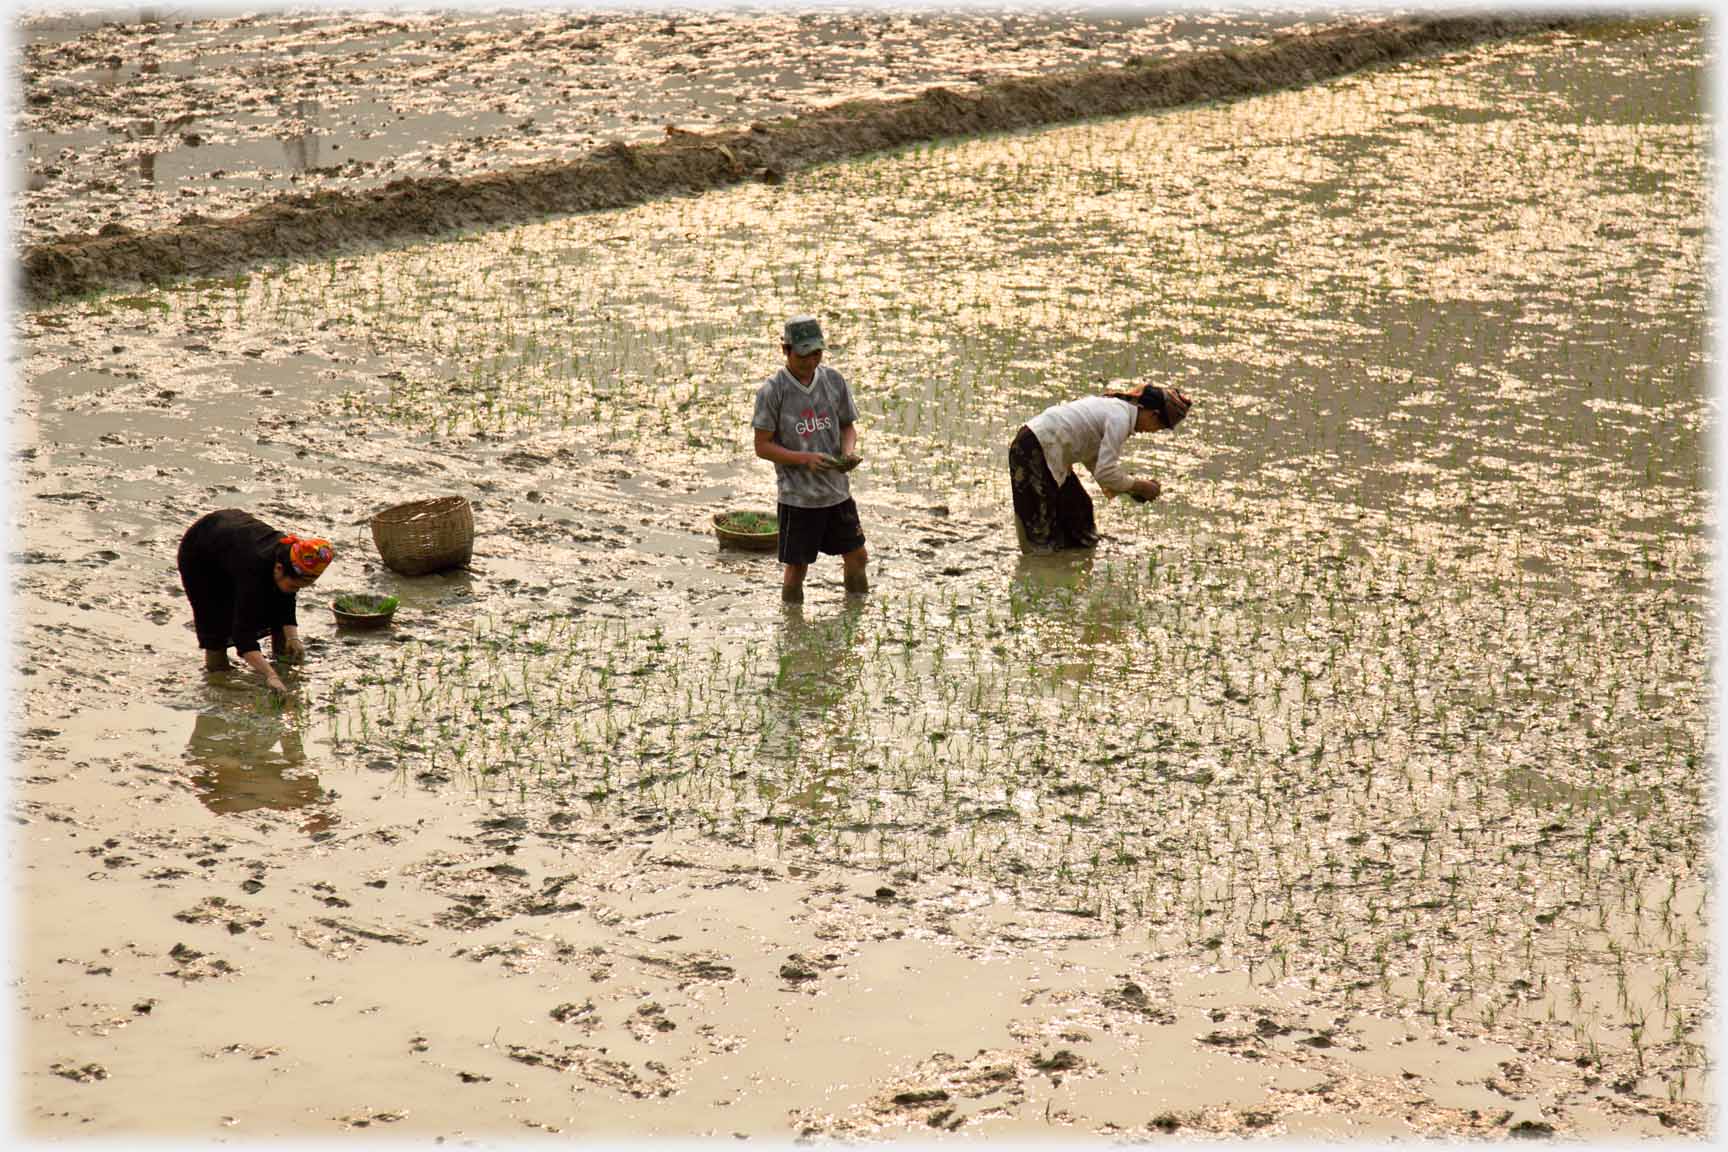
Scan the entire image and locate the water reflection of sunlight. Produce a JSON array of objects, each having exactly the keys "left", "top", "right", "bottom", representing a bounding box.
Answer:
[{"left": 184, "top": 710, "right": 334, "bottom": 833}]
